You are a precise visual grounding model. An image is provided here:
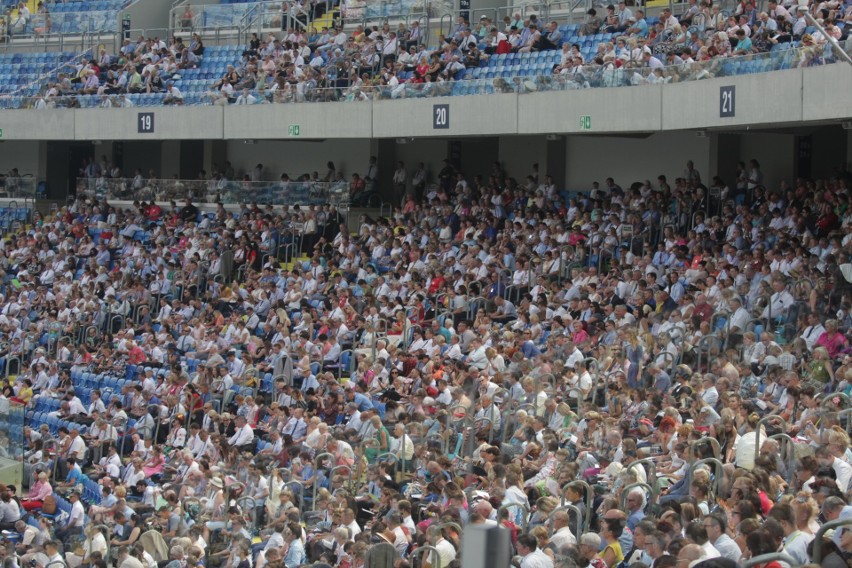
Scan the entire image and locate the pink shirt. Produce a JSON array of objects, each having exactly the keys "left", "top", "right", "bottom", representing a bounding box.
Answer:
[
  {"left": 816, "top": 331, "right": 847, "bottom": 359},
  {"left": 28, "top": 480, "right": 52, "bottom": 501}
]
